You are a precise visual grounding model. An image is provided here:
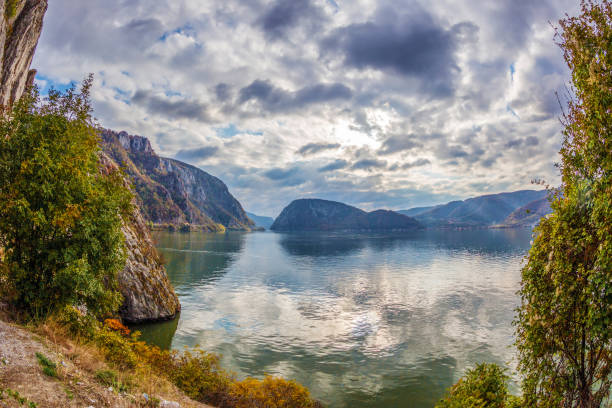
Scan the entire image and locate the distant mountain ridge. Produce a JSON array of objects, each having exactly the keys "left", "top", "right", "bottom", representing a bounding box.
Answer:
[
  {"left": 501, "top": 196, "right": 552, "bottom": 227},
  {"left": 247, "top": 212, "right": 275, "bottom": 229},
  {"left": 101, "top": 129, "right": 254, "bottom": 231},
  {"left": 271, "top": 199, "right": 422, "bottom": 231},
  {"left": 399, "top": 190, "right": 550, "bottom": 228}
]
